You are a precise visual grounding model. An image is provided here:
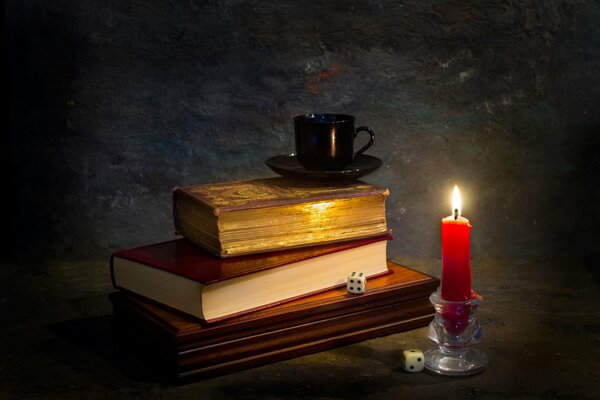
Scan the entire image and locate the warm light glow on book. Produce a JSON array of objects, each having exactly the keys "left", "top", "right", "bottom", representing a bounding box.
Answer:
[{"left": 306, "top": 202, "right": 334, "bottom": 213}]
